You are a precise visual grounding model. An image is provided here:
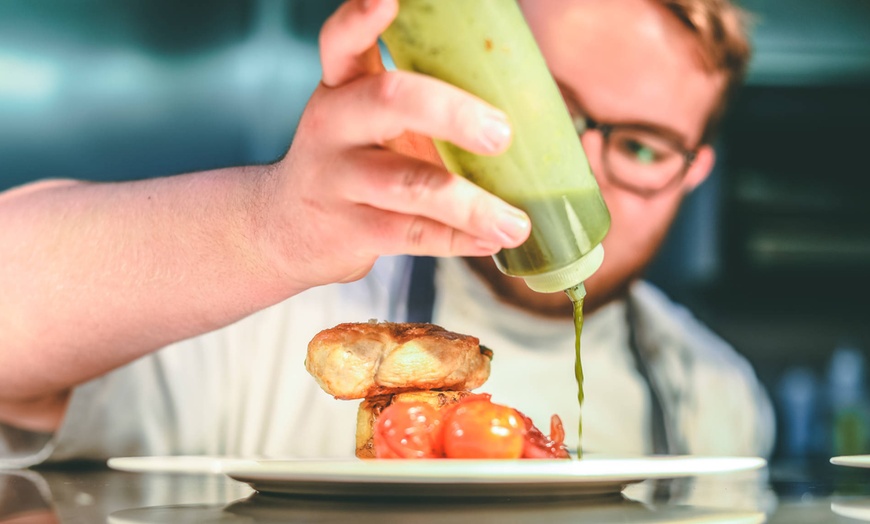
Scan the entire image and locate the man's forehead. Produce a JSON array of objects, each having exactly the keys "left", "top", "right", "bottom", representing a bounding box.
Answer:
[{"left": 522, "top": 0, "right": 726, "bottom": 148}]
